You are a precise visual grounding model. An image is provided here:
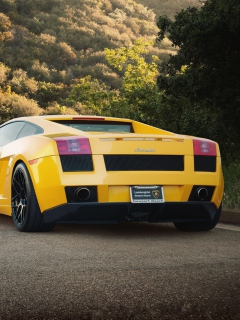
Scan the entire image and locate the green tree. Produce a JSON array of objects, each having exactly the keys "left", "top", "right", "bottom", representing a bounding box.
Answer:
[
  {"left": 37, "top": 81, "right": 68, "bottom": 108},
  {"left": 0, "top": 90, "right": 41, "bottom": 123},
  {"left": 10, "top": 69, "right": 38, "bottom": 97},
  {"left": 41, "top": 103, "right": 78, "bottom": 115},
  {"left": 68, "top": 39, "right": 163, "bottom": 122},
  {"left": 105, "top": 38, "right": 163, "bottom": 124},
  {"left": 68, "top": 76, "right": 121, "bottom": 115},
  {"left": 0, "top": 63, "right": 10, "bottom": 85},
  {"left": 0, "top": 12, "right": 12, "bottom": 39},
  {"left": 156, "top": 0, "right": 240, "bottom": 160},
  {"left": 105, "top": 38, "right": 159, "bottom": 93}
]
